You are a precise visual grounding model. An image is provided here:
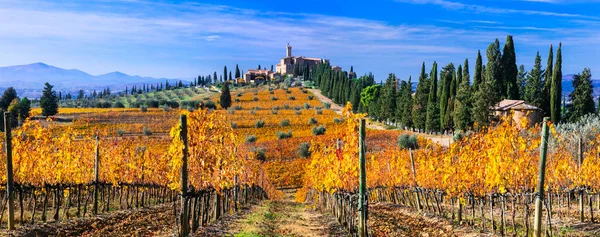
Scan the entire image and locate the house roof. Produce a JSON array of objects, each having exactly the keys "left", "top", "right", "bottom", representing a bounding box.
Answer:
[{"left": 491, "top": 99, "right": 542, "bottom": 111}]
